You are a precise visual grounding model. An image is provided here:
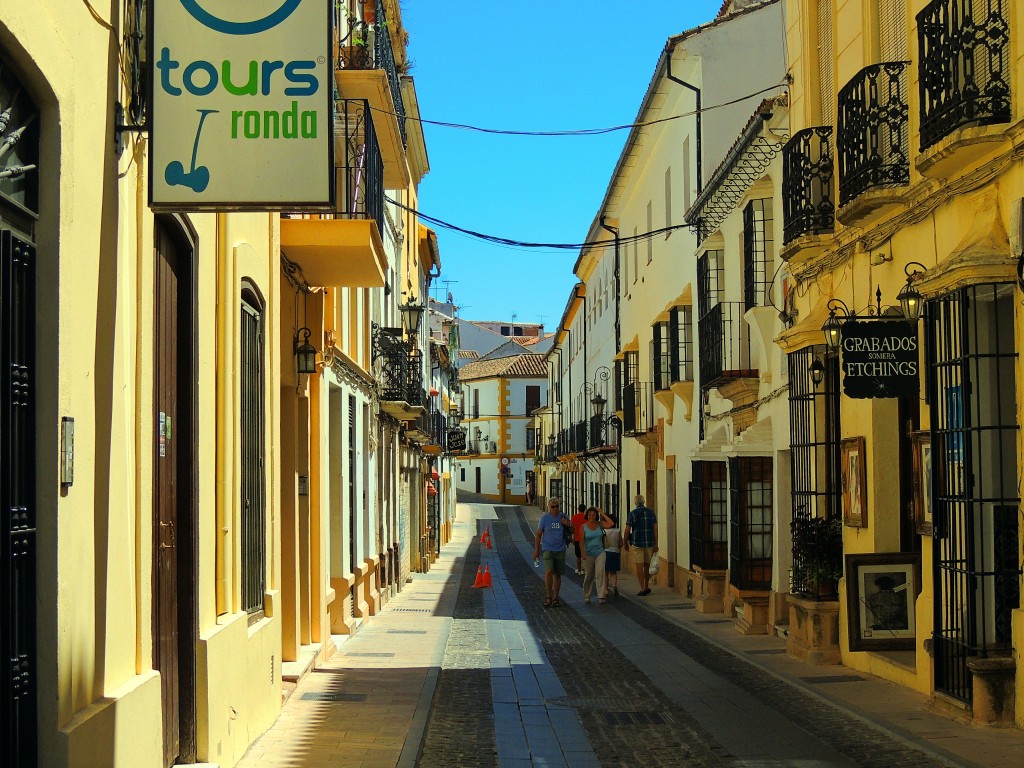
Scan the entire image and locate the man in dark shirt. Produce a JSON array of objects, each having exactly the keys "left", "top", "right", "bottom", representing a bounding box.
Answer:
[{"left": 625, "top": 494, "right": 658, "bottom": 595}]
